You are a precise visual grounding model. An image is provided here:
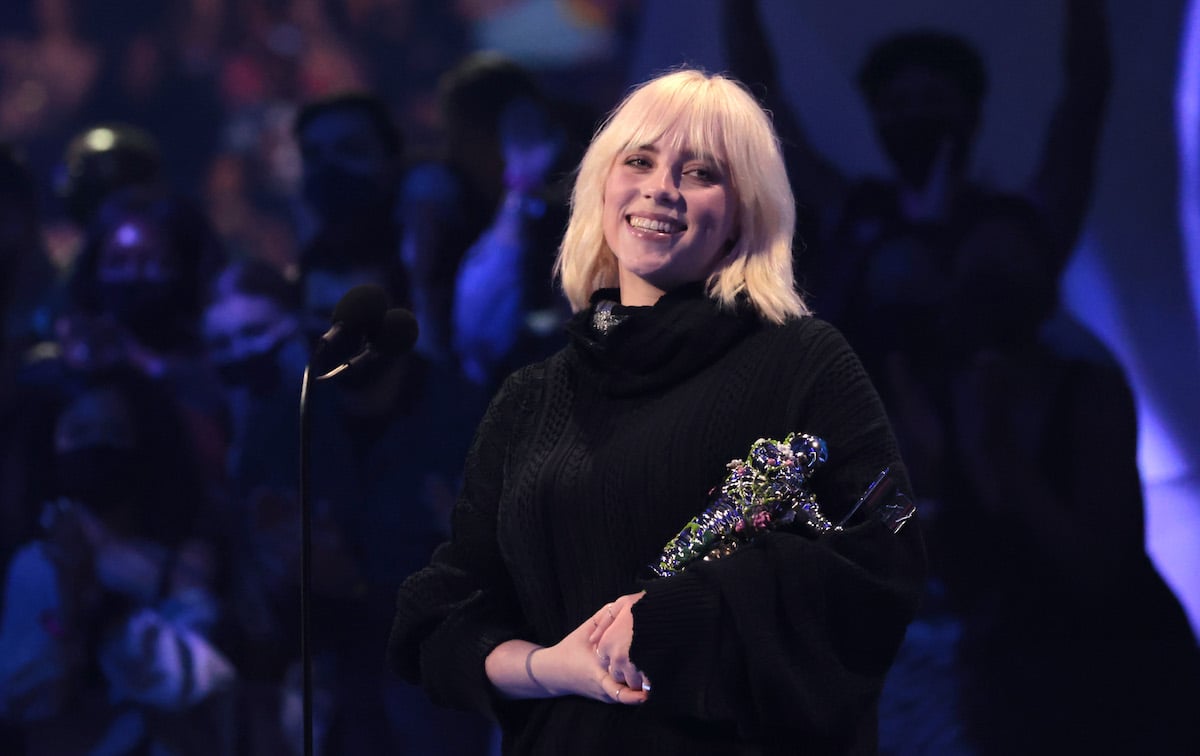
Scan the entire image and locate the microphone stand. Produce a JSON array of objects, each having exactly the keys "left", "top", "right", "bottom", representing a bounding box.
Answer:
[
  {"left": 297, "top": 320, "right": 406, "bottom": 754},
  {"left": 298, "top": 363, "right": 316, "bottom": 756},
  {"left": 296, "top": 348, "right": 375, "bottom": 756}
]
